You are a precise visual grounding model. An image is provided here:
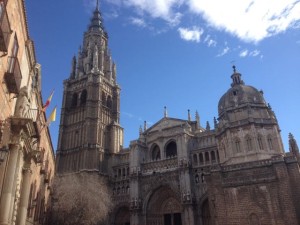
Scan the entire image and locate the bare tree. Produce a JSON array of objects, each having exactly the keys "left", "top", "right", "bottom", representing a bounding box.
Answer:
[{"left": 50, "top": 172, "right": 112, "bottom": 225}]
